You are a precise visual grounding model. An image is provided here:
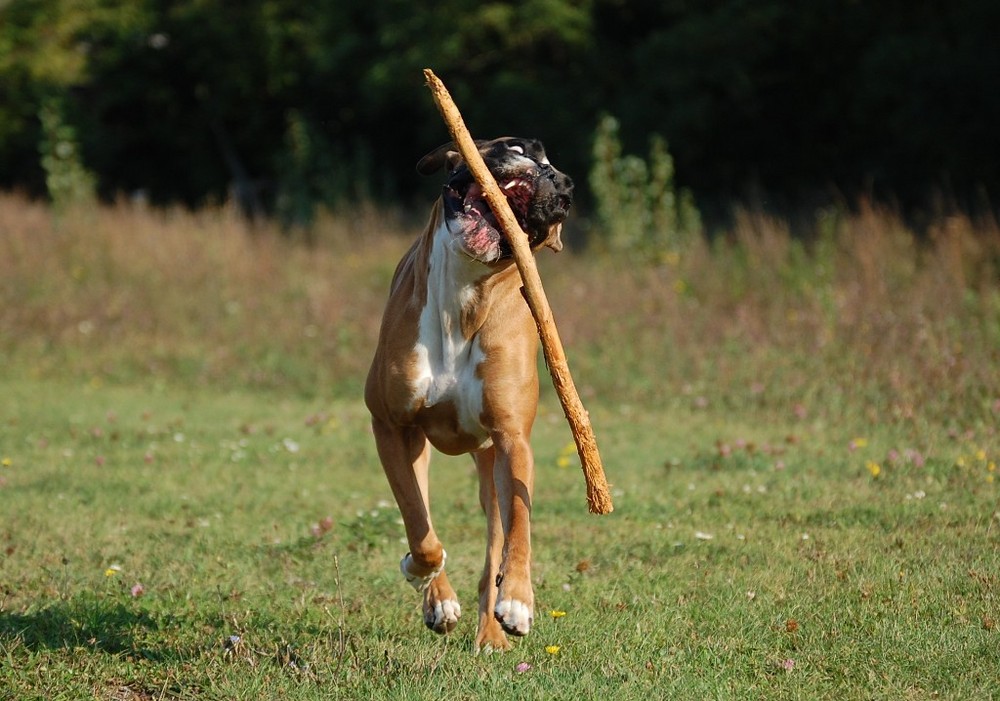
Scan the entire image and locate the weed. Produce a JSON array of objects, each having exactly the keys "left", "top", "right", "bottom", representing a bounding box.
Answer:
[
  {"left": 589, "top": 114, "right": 702, "bottom": 260},
  {"left": 38, "top": 97, "right": 97, "bottom": 214}
]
